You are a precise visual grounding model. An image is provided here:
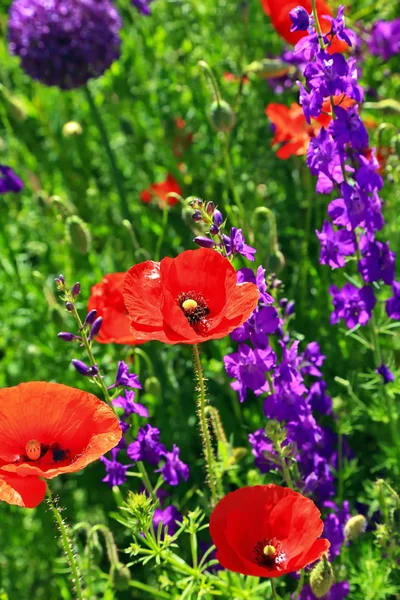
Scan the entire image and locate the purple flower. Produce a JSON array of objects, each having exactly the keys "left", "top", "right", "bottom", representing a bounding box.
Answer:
[
  {"left": 376, "top": 363, "right": 394, "bottom": 384},
  {"left": 159, "top": 445, "right": 190, "bottom": 486},
  {"left": 0, "top": 165, "right": 24, "bottom": 193},
  {"left": 358, "top": 241, "right": 395, "bottom": 285},
  {"left": 356, "top": 152, "right": 384, "bottom": 193},
  {"left": 127, "top": 424, "right": 166, "bottom": 465},
  {"left": 275, "top": 341, "right": 307, "bottom": 395},
  {"left": 153, "top": 505, "right": 182, "bottom": 536},
  {"left": 71, "top": 359, "right": 98, "bottom": 377},
  {"left": 108, "top": 361, "right": 142, "bottom": 390},
  {"left": 305, "top": 51, "right": 348, "bottom": 97},
  {"left": 132, "top": 0, "right": 154, "bottom": 15},
  {"left": 386, "top": 281, "right": 400, "bottom": 320},
  {"left": 300, "top": 342, "right": 325, "bottom": 377},
  {"left": 248, "top": 428, "right": 278, "bottom": 473},
  {"left": 294, "top": 582, "right": 350, "bottom": 600},
  {"left": 223, "top": 227, "right": 256, "bottom": 261},
  {"left": 224, "top": 343, "right": 276, "bottom": 402},
  {"left": 368, "top": 19, "right": 400, "bottom": 60},
  {"left": 322, "top": 5, "right": 352, "bottom": 47},
  {"left": 289, "top": 6, "right": 309, "bottom": 32},
  {"left": 116, "top": 421, "right": 130, "bottom": 450},
  {"left": 8, "top": 0, "right": 122, "bottom": 89},
  {"left": 230, "top": 306, "right": 280, "bottom": 349},
  {"left": 113, "top": 390, "right": 149, "bottom": 419},
  {"left": 237, "top": 266, "right": 274, "bottom": 304},
  {"left": 316, "top": 221, "right": 356, "bottom": 269},
  {"left": 323, "top": 501, "right": 351, "bottom": 559},
  {"left": 100, "top": 448, "right": 131, "bottom": 487},
  {"left": 297, "top": 81, "right": 323, "bottom": 123},
  {"left": 329, "top": 106, "right": 369, "bottom": 150},
  {"left": 307, "top": 381, "right": 332, "bottom": 415},
  {"left": 330, "top": 283, "right": 376, "bottom": 329}
]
